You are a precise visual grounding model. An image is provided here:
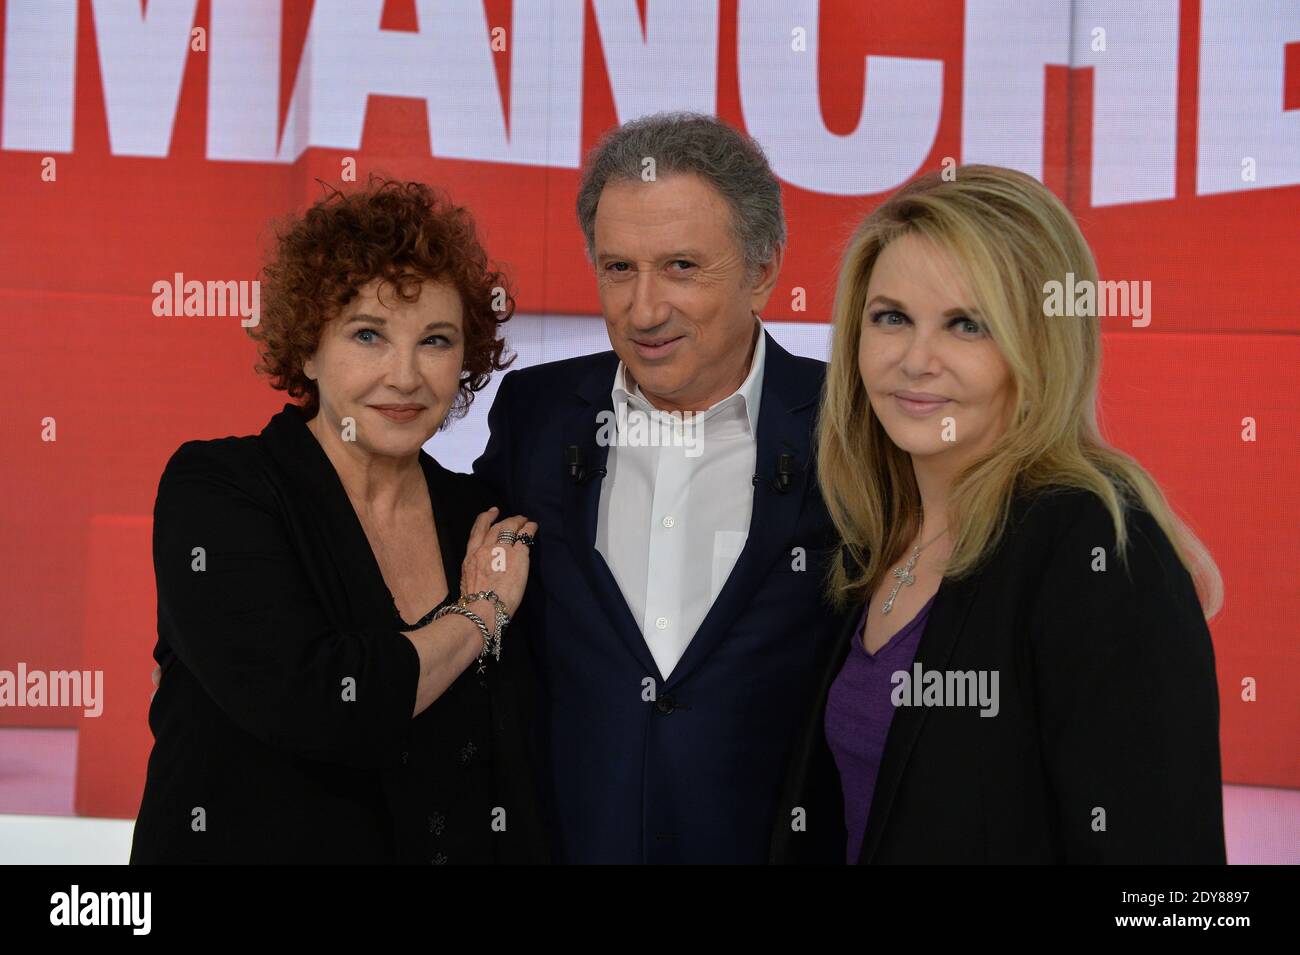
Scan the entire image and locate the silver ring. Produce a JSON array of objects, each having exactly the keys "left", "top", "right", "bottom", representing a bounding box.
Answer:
[
  {"left": 516, "top": 533, "right": 535, "bottom": 548},
  {"left": 496, "top": 531, "right": 517, "bottom": 544}
]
